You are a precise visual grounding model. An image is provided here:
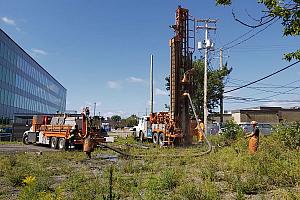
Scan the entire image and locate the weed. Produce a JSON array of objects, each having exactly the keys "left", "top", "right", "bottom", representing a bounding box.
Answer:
[
  {"left": 176, "top": 182, "right": 202, "bottom": 200},
  {"left": 160, "top": 168, "right": 179, "bottom": 190},
  {"left": 1, "top": 128, "right": 300, "bottom": 199}
]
